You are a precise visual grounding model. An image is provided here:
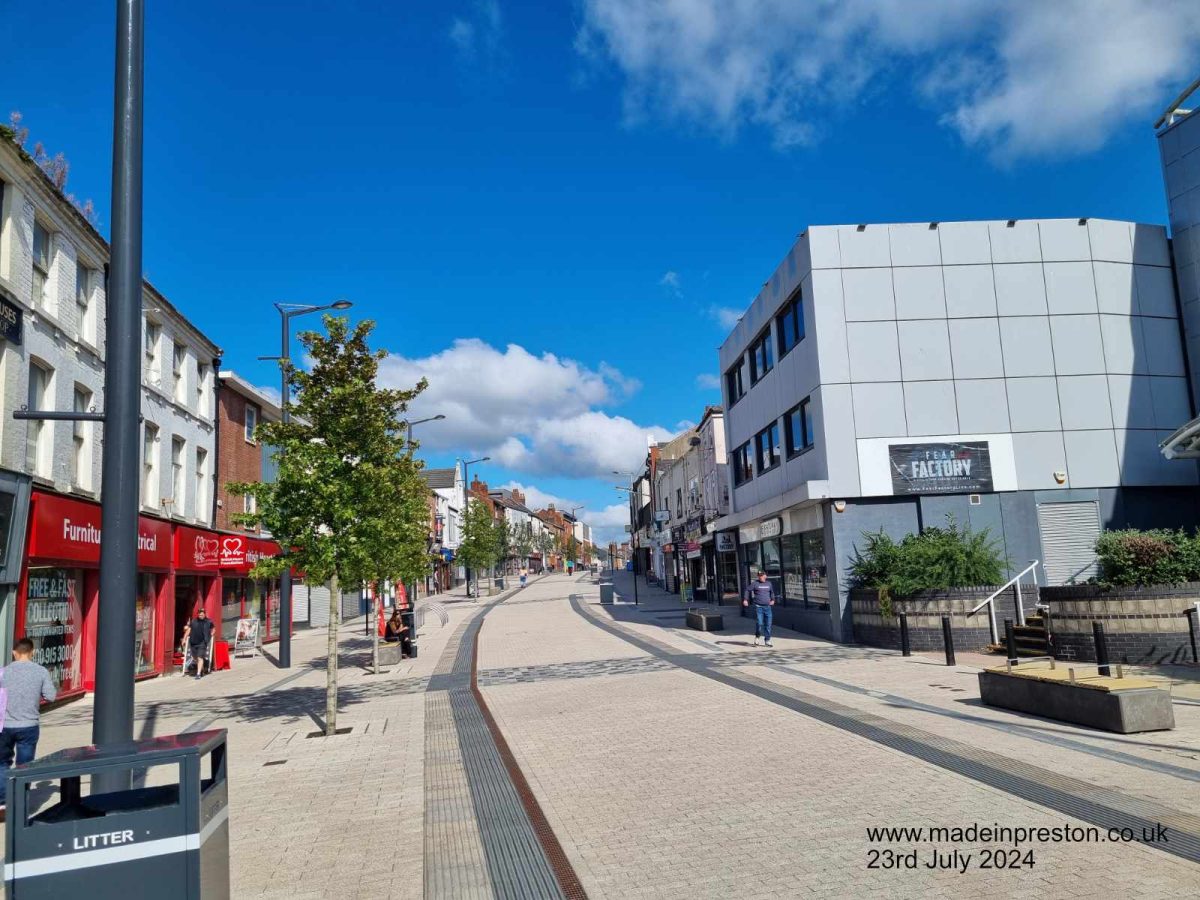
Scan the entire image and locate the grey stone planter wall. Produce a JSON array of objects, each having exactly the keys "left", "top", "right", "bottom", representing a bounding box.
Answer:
[
  {"left": 850, "top": 585, "right": 1029, "bottom": 653},
  {"left": 1040, "top": 582, "right": 1200, "bottom": 665}
]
